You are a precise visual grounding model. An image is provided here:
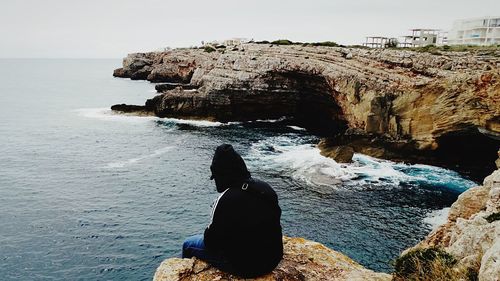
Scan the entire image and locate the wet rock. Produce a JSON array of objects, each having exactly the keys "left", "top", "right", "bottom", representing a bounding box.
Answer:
[
  {"left": 130, "top": 66, "right": 153, "bottom": 80},
  {"left": 317, "top": 141, "right": 354, "bottom": 163},
  {"left": 113, "top": 67, "right": 127, "bottom": 77},
  {"left": 153, "top": 237, "right": 391, "bottom": 281},
  {"left": 110, "top": 104, "right": 153, "bottom": 115}
]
